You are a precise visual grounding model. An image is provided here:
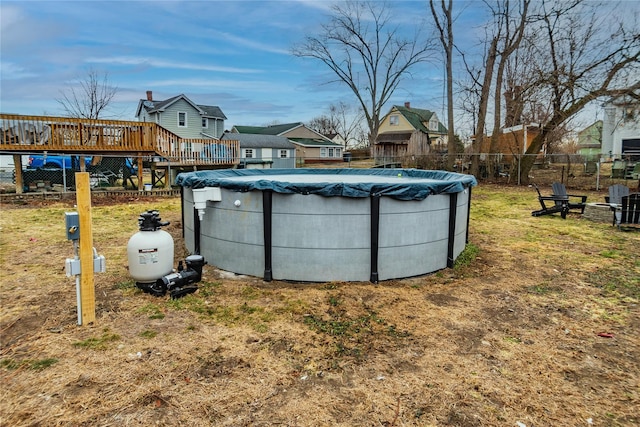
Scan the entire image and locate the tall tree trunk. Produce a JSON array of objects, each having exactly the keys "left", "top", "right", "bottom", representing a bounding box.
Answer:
[
  {"left": 469, "top": 37, "right": 499, "bottom": 177},
  {"left": 430, "top": 0, "right": 456, "bottom": 170}
]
